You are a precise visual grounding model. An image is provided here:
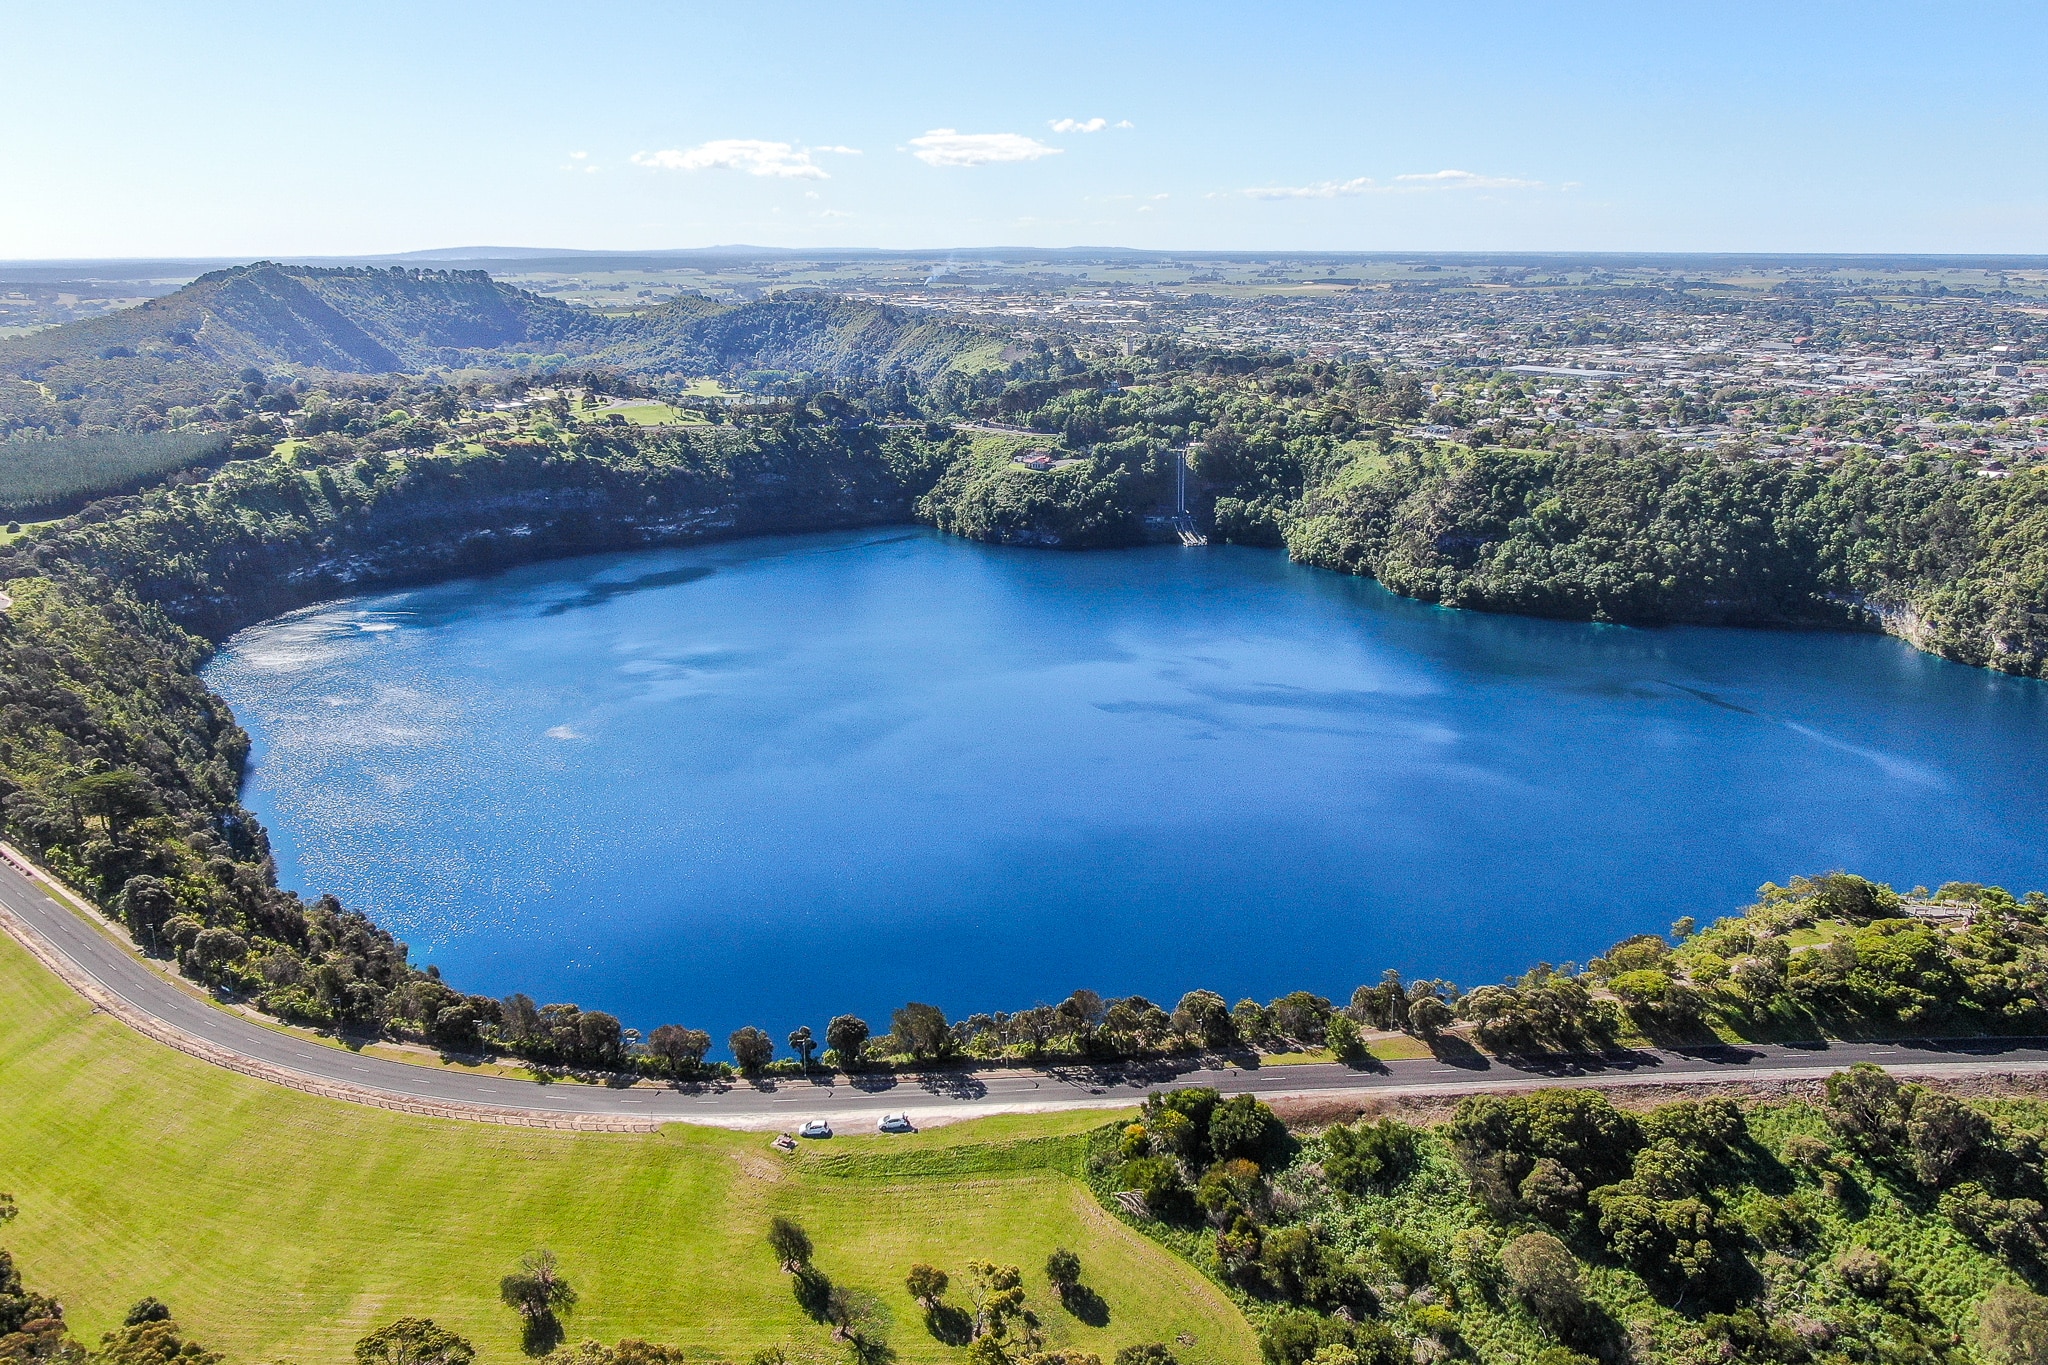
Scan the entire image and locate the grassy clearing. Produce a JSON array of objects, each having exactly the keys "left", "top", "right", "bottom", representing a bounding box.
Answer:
[
  {"left": 583, "top": 401, "right": 707, "bottom": 427},
  {"left": 0, "top": 517, "right": 55, "bottom": 546},
  {"left": 944, "top": 341, "right": 1010, "bottom": 375},
  {"left": 1365, "top": 1034, "right": 1435, "bottom": 1061},
  {"left": 0, "top": 933, "right": 1256, "bottom": 1365}
]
